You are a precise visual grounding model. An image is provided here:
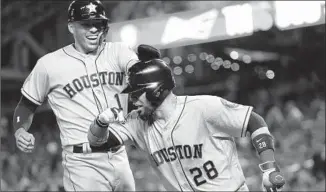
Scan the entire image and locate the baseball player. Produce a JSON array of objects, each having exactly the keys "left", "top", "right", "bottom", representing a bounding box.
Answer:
[
  {"left": 88, "top": 59, "right": 286, "bottom": 191},
  {"left": 13, "top": 0, "right": 160, "bottom": 191}
]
